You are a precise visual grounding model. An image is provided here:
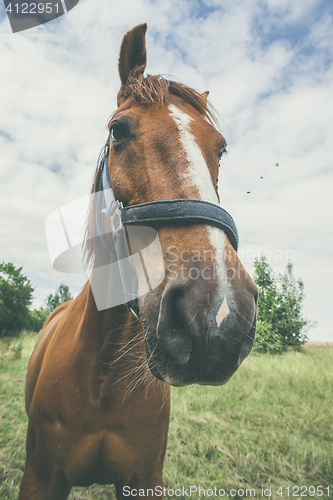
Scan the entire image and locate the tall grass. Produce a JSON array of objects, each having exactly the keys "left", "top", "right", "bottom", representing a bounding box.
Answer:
[
  {"left": 0, "top": 333, "right": 39, "bottom": 499},
  {"left": 164, "top": 348, "right": 333, "bottom": 498},
  {"left": 0, "top": 335, "right": 332, "bottom": 499}
]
